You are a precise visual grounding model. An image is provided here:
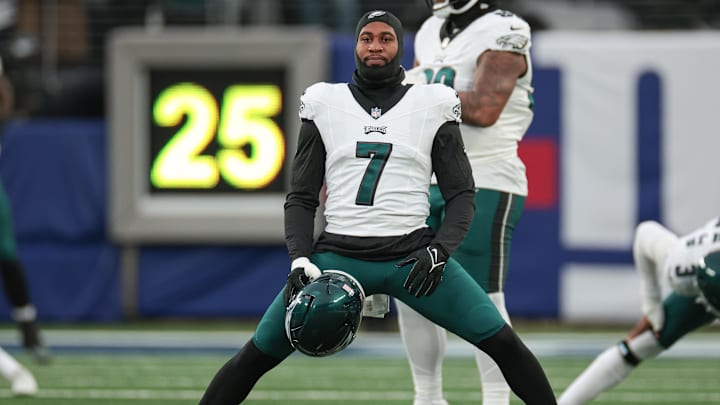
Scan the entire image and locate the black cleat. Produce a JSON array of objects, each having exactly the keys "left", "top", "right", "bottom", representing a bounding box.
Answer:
[
  {"left": 18, "top": 320, "right": 52, "bottom": 364},
  {"left": 26, "top": 345, "right": 52, "bottom": 365}
]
